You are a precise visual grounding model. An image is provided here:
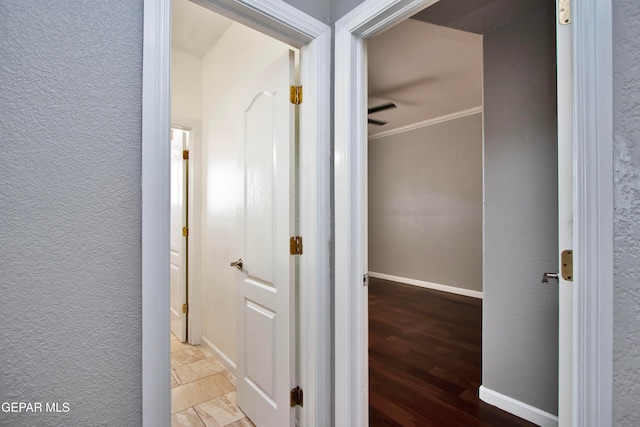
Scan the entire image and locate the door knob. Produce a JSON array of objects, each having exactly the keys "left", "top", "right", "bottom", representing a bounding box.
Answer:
[
  {"left": 230, "top": 258, "right": 243, "bottom": 270},
  {"left": 541, "top": 272, "right": 559, "bottom": 283}
]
